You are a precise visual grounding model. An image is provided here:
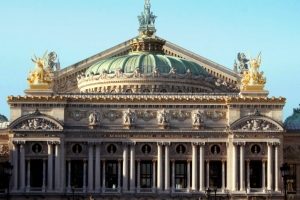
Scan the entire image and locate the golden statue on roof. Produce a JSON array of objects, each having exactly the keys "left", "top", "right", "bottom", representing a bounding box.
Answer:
[
  {"left": 241, "top": 52, "right": 266, "bottom": 91},
  {"left": 27, "top": 51, "right": 52, "bottom": 89}
]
